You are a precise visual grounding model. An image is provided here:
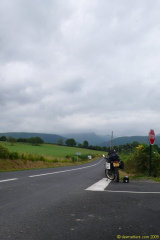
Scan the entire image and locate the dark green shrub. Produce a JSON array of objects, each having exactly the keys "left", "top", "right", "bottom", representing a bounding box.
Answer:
[
  {"left": 39, "top": 156, "right": 45, "bottom": 161},
  {"left": 151, "top": 152, "right": 160, "bottom": 177},
  {"left": 72, "top": 156, "right": 77, "bottom": 162},
  {"left": 79, "top": 154, "right": 88, "bottom": 161},
  {"left": 52, "top": 159, "right": 58, "bottom": 163},
  {"left": 9, "top": 152, "right": 20, "bottom": 160},
  {"left": 65, "top": 155, "right": 72, "bottom": 159},
  {"left": 125, "top": 144, "right": 160, "bottom": 177},
  {"left": 0, "top": 144, "right": 10, "bottom": 159},
  {"left": 21, "top": 153, "right": 27, "bottom": 160},
  {"left": 27, "top": 153, "right": 35, "bottom": 161}
]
